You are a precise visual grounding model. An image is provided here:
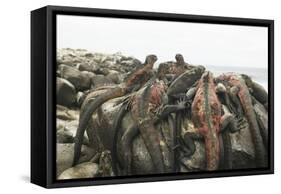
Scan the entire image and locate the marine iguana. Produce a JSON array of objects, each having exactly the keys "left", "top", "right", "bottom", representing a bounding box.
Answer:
[
  {"left": 241, "top": 74, "right": 268, "bottom": 110},
  {"left": 112, "top": 80, "right": 188, "bottom": 175},
  {"left": 72, "top": 55, "right": 158, "bottom": 166},
  {"left": 216, "top": 73, "right": 267, "bottom": 168},
  {"left": 167, "top": 65, "right": 205, "bottom": 98},
  {"left": 188, "top": 71, "right": 238, "bottom": 170}
]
